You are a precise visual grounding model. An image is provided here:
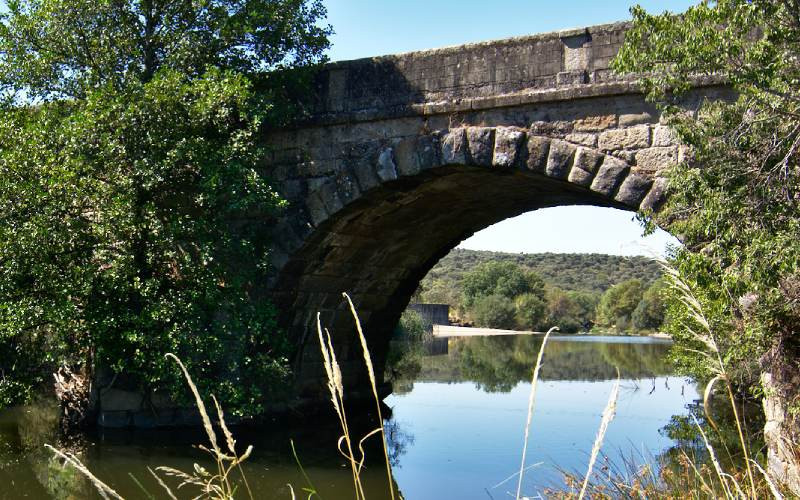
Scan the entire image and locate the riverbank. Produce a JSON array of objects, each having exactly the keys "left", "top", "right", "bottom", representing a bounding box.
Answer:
[{"left": 433, "top": 324, "right": 672, "bottom": 340}]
